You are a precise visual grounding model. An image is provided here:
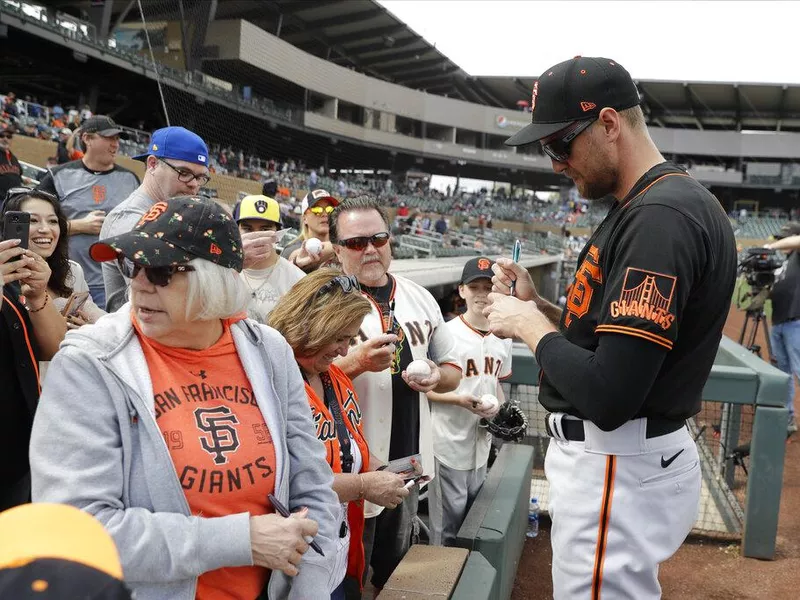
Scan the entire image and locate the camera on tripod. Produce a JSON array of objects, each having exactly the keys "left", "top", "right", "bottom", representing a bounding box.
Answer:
[{"left": 738, "top": 247, "right": 784, "bottom": 290}]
